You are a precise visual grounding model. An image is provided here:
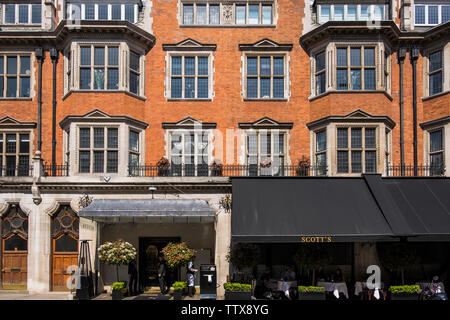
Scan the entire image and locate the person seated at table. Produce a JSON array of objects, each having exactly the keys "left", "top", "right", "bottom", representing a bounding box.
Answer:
[
  {"left": 257, "top": 267, "right": 273, "bottom": 299},
  {"left": 316, "top": 265, "right": 326, "bottom": 282},
  {"left": 333, "top": 268, "right": 344, "bottom": 282}
]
